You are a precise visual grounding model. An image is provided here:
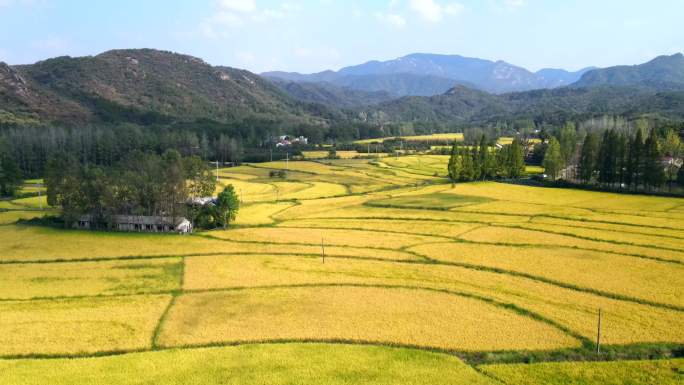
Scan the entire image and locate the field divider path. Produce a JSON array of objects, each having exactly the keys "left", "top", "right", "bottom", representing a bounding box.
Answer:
[{"left": 150, "top": 256, "right": 185, "bottom": 349}]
